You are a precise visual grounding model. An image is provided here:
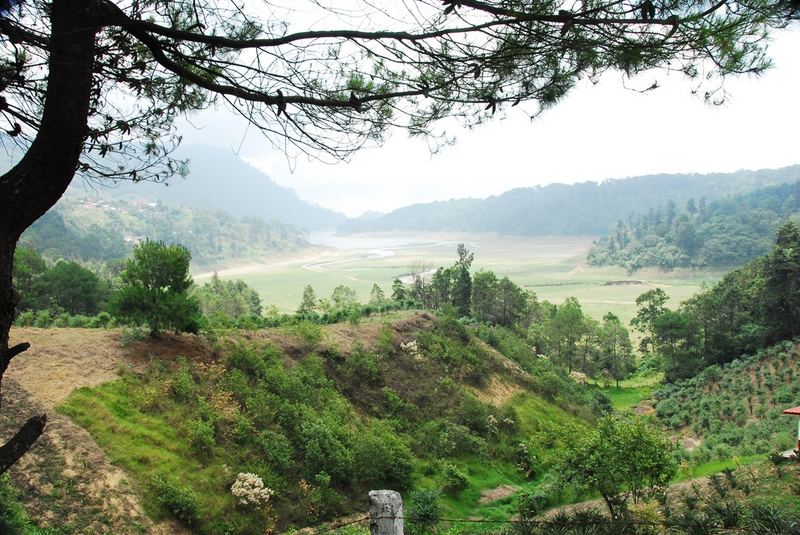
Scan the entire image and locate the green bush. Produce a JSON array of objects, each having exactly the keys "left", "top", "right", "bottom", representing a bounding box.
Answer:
[
  {"left": 170, "top": 363, "right": 195, "bottom": 401},
  {"left": 344, "top": 349, "right": 382, "bottom": 384},
  {"left": 255, "top": 429, "right": 295, "bottom": 472},
  {"left": 67, "top": 314, "right": 90, "bottom": 328},
  {"left": 120, "top": 324, "right": 148, "bottom": 346},
  {"left": 415, "top": 419, "right": 486, "bottom": 459},
  {"left": 377, "top": 324, "right": 394, "bottom": 355},
  {"left": 406, "top": 488, "right": 441, "bottom": 535},
  {"left": 517, "top": 489, "right": 548, "bottom": 520},
  {"left": 33, "top": 310, "right": 51, "bottom": 328},
  {"left": 14, "top": 310, "right": 36, "bottom": 327},
  {"left": 186, "top": 419, "right": 215, "bottom": 457},
  {"left": 437, "top": 461, "right": 468, "bottom": 493},
  {"left": 150, "top": 475, "right": 200, "bottom": 526},
  {"left": 353, "top": 422, "right": 414, "bottom": 489},
  {"left": 288, "top": 320, "right": 324, "bottom": 347}
]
